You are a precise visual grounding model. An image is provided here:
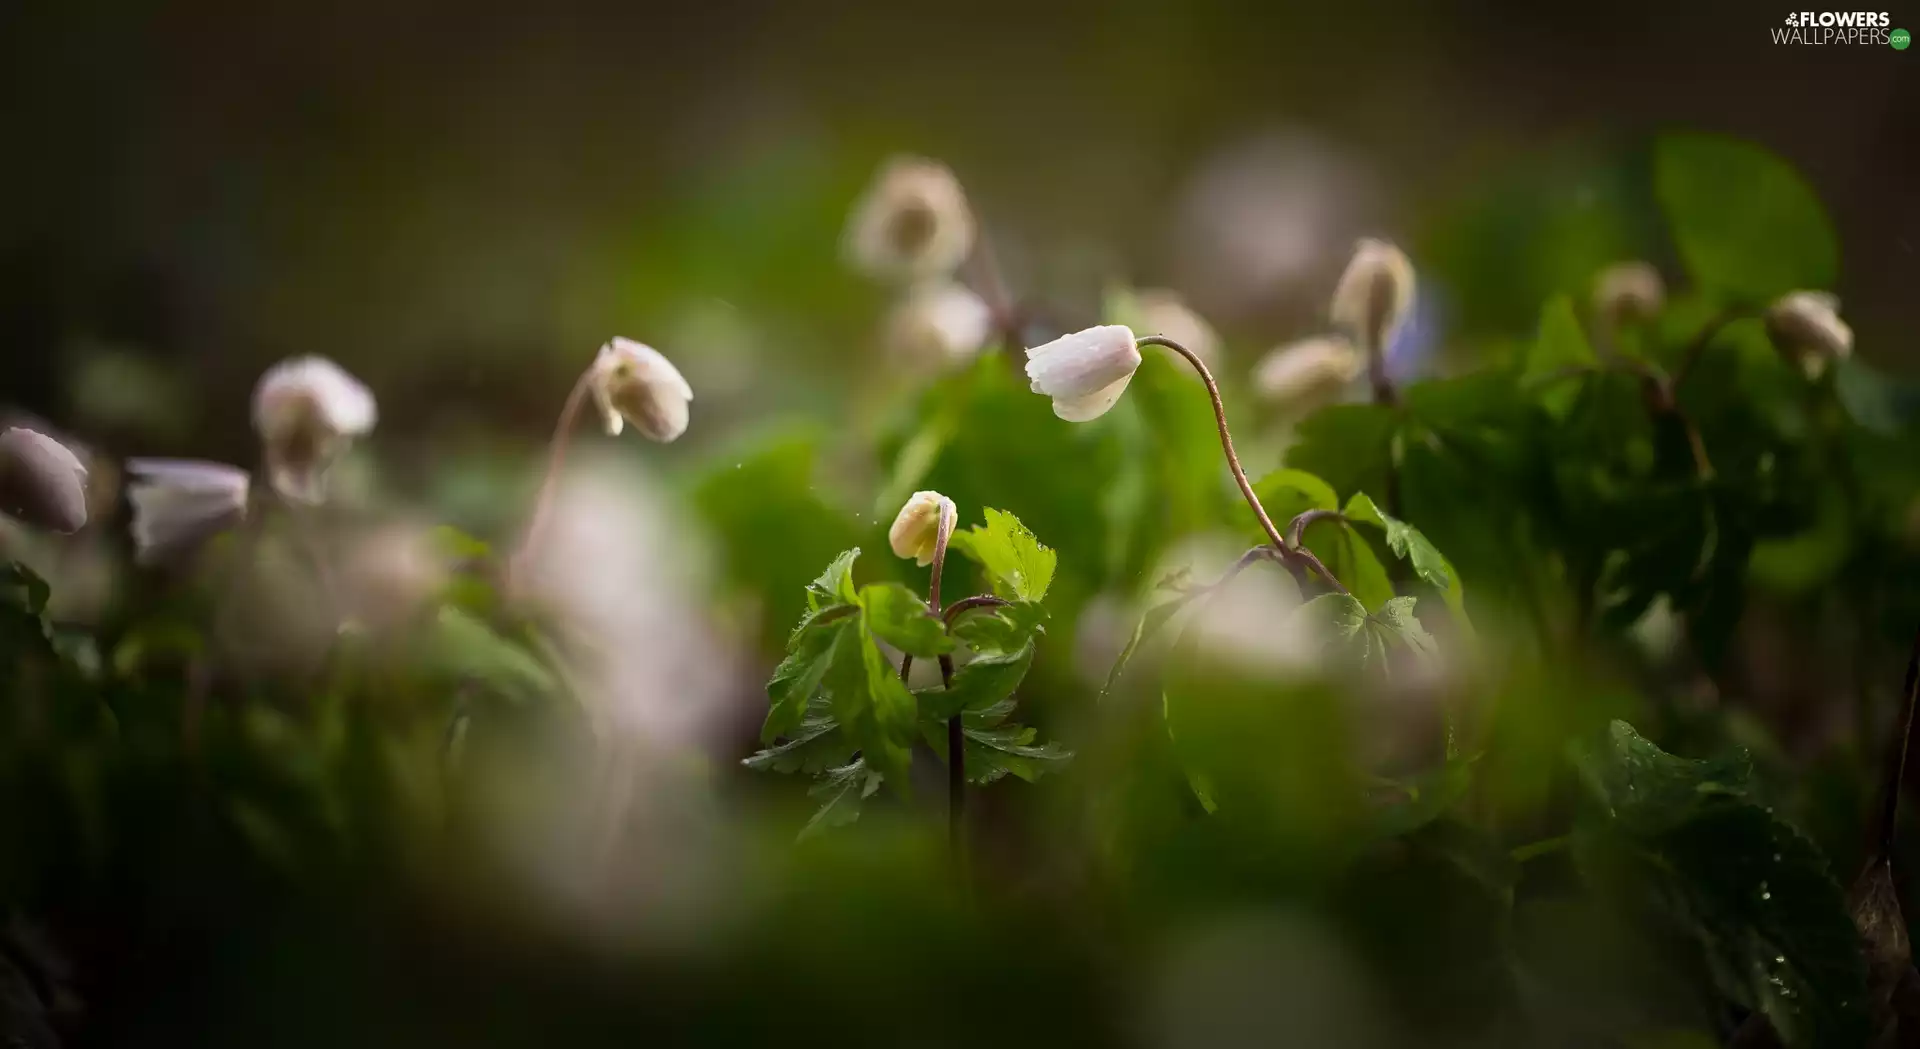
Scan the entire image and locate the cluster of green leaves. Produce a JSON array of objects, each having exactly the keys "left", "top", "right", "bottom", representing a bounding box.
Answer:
[{"left": 746, "top": 508, "right": 1070, "bottom": 835}]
